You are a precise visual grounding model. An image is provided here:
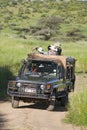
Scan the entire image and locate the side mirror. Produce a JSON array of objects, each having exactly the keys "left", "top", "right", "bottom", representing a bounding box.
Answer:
[{"left": 21, "top": 59, "right": 26, "bottom": 65}]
